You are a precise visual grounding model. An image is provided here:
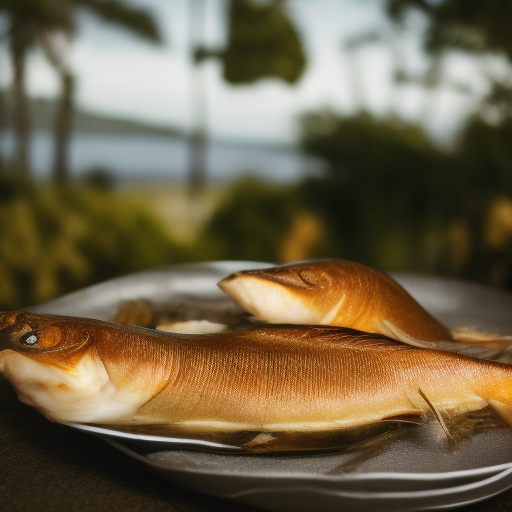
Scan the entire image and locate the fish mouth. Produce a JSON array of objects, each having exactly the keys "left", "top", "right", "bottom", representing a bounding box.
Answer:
[
  {"left": 220, "top": 268, "right": 323, "bottom": 291},
  {"left": 218, "top": 273, "right": 319, "bottom": 323},
  {"left": 0, "top": 349, "right": 137, "bottom": 423}
]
